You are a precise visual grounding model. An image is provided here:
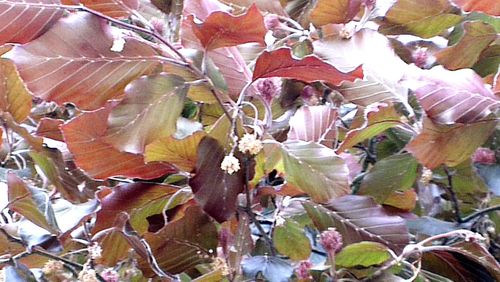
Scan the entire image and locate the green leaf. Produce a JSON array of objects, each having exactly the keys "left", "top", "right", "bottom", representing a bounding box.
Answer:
[
  {"left": 336, "top": 241, "right": 391, "bottom": 268},
  {"left": 359, "top": 153, "right": 418, "bottom": 203},
  {"left": 0, "top": 59, "right": 31, "bottom": 123},
  {"left": 378, "top": 0, "right": 462, "bottom": 38},
  {"left": 273, "top": 218, "right": 311, "bottom": 260},
  {"left": 280, "top": 141, "right": 350, "bottom": 202}
]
